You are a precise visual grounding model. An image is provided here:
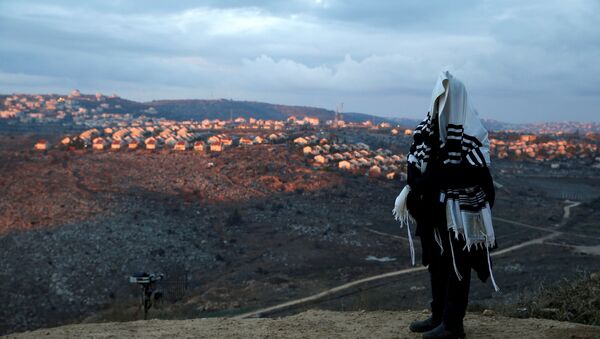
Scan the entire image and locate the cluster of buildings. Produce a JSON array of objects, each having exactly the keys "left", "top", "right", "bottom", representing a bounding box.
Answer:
[
  {"left": 33, "top": 123, "right": 409, "bottom": 181},
  {"left": 293, "top": 135, "right": 407, "bottom": 180},
  {"left": 228, "top": 116, "right": 403, "bottom": 131},
  {"left": 509, "top": 121, "right": 600, "bottom": 135},
  {"left": 490, "top": 133, "right": 599, "bottom": 166},
  {"left": 0, "top": 91, "right": 130, "bottom": 124},
  {"left": 35, "top": 120, "right": 291, "bottom": 152},
  {"left": 1, "top": 94, "right": 73, "bottom": 122}
]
